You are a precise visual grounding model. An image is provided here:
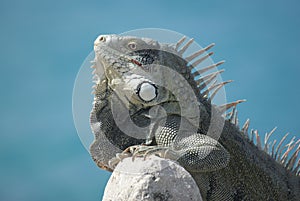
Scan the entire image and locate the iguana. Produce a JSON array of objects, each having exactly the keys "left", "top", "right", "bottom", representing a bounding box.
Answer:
[{"left": 89, "top": 34, "right": 300, "bottom": 201}]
